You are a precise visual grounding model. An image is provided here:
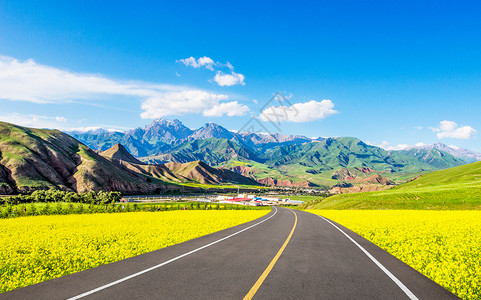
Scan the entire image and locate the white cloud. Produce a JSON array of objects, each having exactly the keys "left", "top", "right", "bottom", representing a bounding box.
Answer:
[
  {"left": 0, "top": 113, "right": 126, "bottom": 132},
  {"left": 0, "top": 113, "right": 69, "bottom": 129},
  {"left": 414, "top": 142, "right": 427, "bottom": 147},
  {"left": 140, "top": 90, "right": 250, "bottom": 119},
  {"left": 371, "top": 140, "right": 420, "bottom": 151},
  {"left": 0, "top": 55, "right": 248, "bottom": 119},
  {"left": 177, "top": 56, "right": 215, "bottom": 70},
  {"left": 259, "top": 100, "right": 337, "bottom": 123},
  {"left": 213, "top": 71, "right": 245, "bottom": 86},
  {"left": 69, "top": 126, "right": 122, "bottom": 133},
  {"left": 203, "top": 101, "right": 249, "bottom": 117},
  {"left": 177, "top": 56, "right": 246, "bottom": 87},
  {"left": 69, "top": 126, "right": 103, "bottom": 132},
  {"left": 431, "top": 120, "right": 476, "bottom": 139},
  {"left": 414, "top": 126, "right": 423, "bottom": 130},
  {"left": 225, "top": 61, "right": 234, "bottom": 70},
  {"left": 0, "top": 55, "right": 183, "bottom": 104},
  {"left": 387, "top": 144, "right": 412, "bottom": 150},
  {"left": 374, "top": 140, "right": 412, "bottom": 151}
]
